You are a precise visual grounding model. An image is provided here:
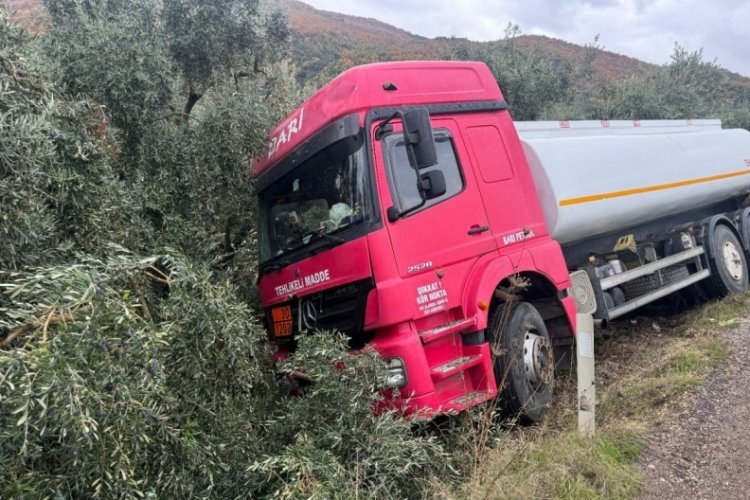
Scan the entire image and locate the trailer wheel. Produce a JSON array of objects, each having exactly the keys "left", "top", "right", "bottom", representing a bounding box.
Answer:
[
  {"left": 488, "top": 301, "right": 553, "bottom": 423},
  {"left": 704, "top": 224, "right": 749, "bottom": 297}
]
